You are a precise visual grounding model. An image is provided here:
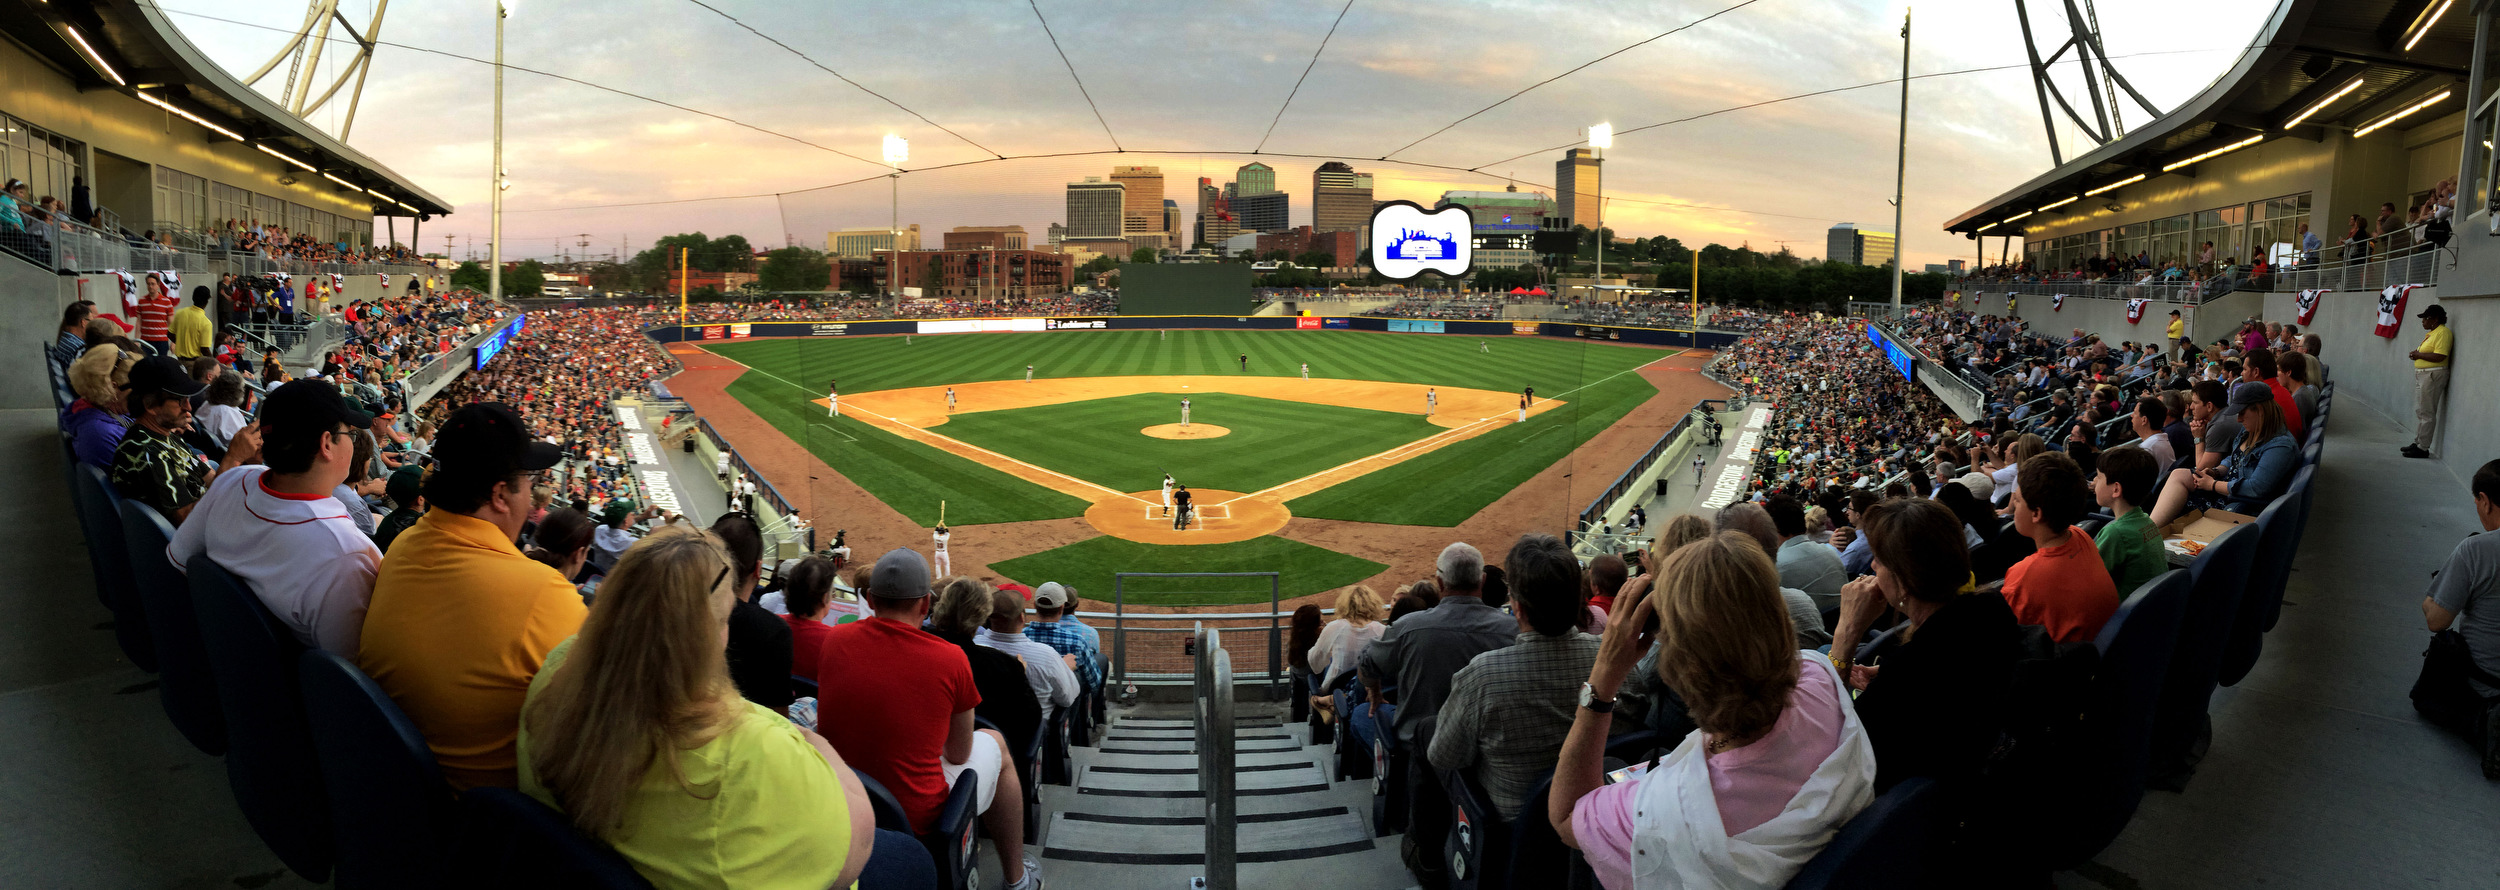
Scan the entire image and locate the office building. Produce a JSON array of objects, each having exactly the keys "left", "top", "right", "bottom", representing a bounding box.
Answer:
[
  {"left": 1066, "top": 177, "right": 1127, "bottom": 239},
  {"left": 1827, "top": 223, "right": 1897, "bottom": 267},
  {"left": 1556, "top": 148, "right": 1601, "bottom": 229},
  {"left": 1109, "top": 165, "right": 1164, "bottom": 236},
  {"left": 1439, "top": 187, "right": 1555, "bottom": 272},
  {"left": 943, "top": 225, "right": 1028, "bottom": 251},
  {"left": 1196, "top": 177, "right": 1240, "bottom": 248},
  {"left": 829, "top": 224, "right": 920, "bottom": 259},
  {"left": 1233, "top": 191, "right": 1291, "bottom": 234},
  {"left": 1163, "top": 198, "right": 1180, "bottom": 243},
  {"left": 1312, "top": 161, "right": 1375, "bottom": 234},
  {"left": 1255, "top": 226, "right": 1360, "bottom": 266},
  {"left": 1047, "top": 223, "right": 1067, "bottom": 244},
  {"left": 892, "top": 249, "right": 1071, "bottom": 299},
  {"left": 1235, "top": 162, "right": 1276, "bottom": 199}
]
